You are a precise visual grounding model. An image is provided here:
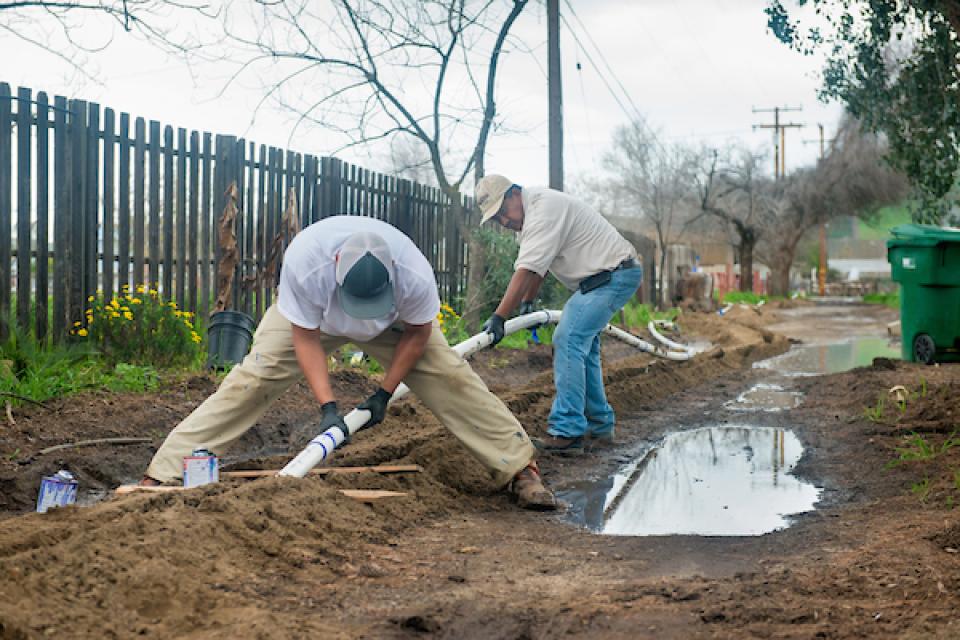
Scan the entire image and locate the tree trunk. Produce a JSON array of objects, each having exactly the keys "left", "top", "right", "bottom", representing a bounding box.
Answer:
[
  {"left": 768, "top": 261, "right": 791, "bottom": 297},
  {"left": 463, "top": 230, "right": 486, "bottom": 331},
  {"left": 657, "top": 248, "right": 667, "bottom": 309},
  {"left": 739, "top": 230, "right": 756, "bottom": 292}
]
